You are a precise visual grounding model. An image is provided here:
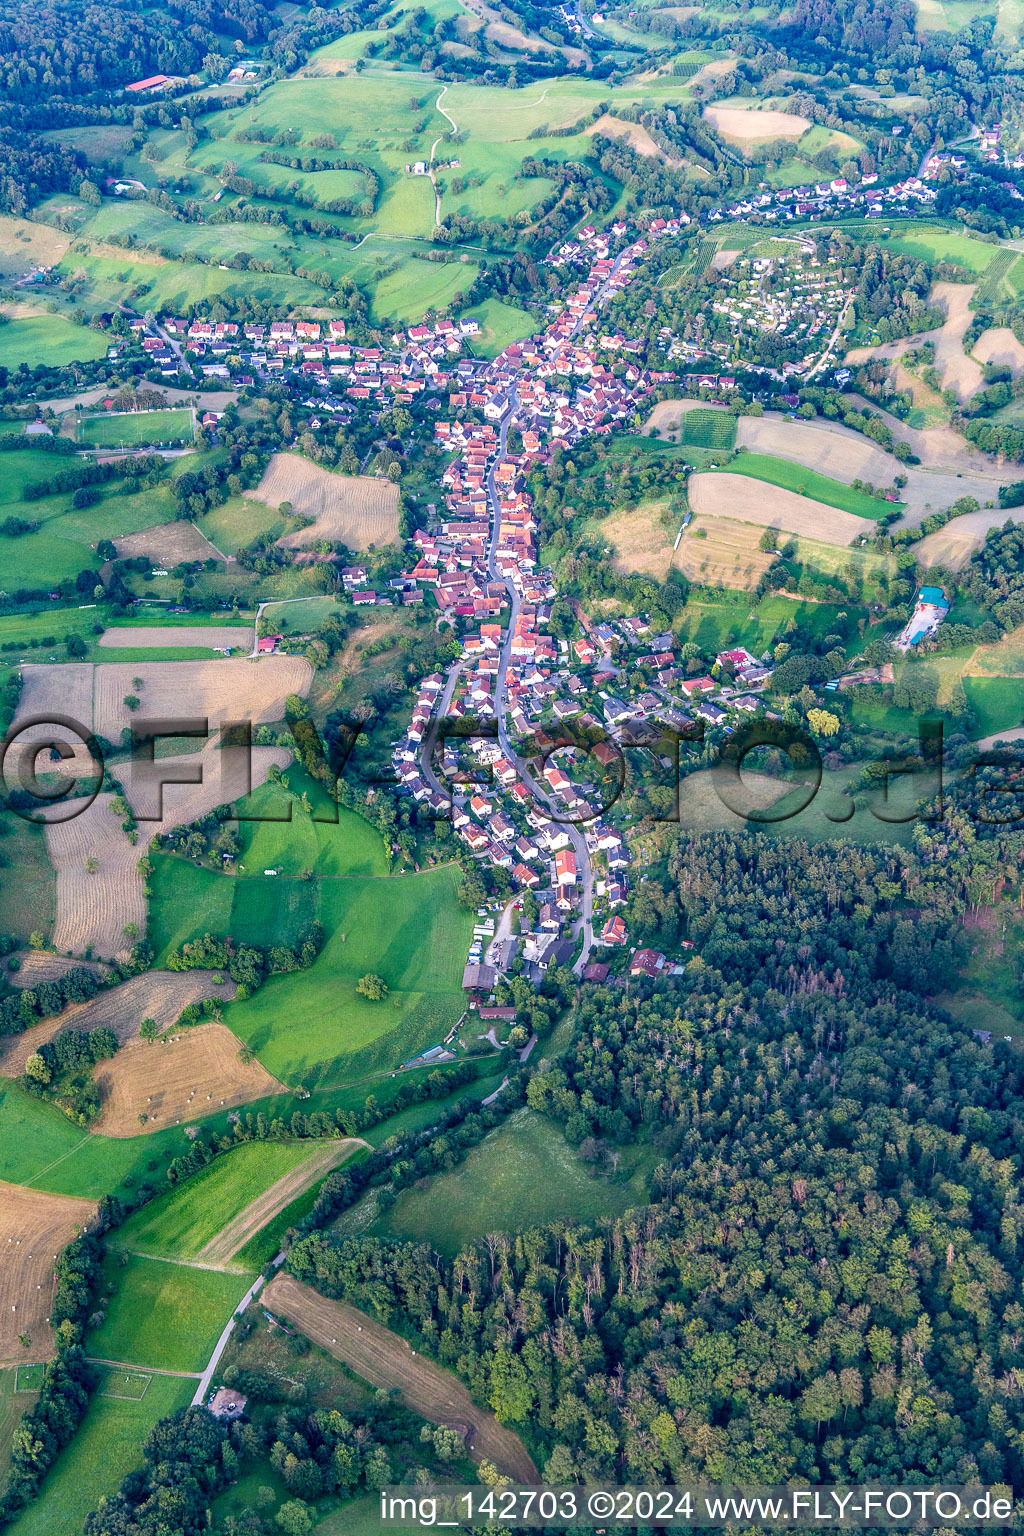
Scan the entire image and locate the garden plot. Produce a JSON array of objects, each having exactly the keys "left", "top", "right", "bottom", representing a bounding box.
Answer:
[
  {"left": 247, "top": 455, "right": 400, "bottom": 551},
  {"left": 688, "top": 473, "right": 872, "bottom": 542},
  {"left": 0, "top": 1181, "right": 97, "bottom": 1365},
  {"left": 92, "top": 1022, "right": 280, "bottom": 1137},
  {"left": 0, "top": 971, "right": 236, "bottom": 1078}
]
